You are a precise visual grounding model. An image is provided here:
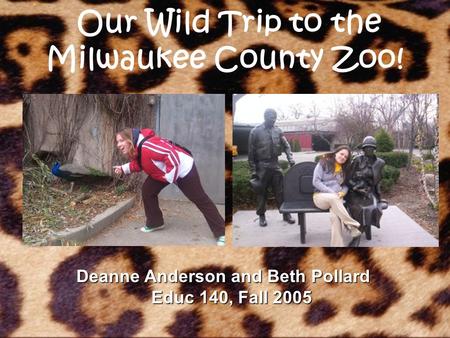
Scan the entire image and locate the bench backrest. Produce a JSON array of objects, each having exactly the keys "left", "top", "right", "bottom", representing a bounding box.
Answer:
[{"left": 283, "top": 162, "right": 317, "bottom": 203}]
